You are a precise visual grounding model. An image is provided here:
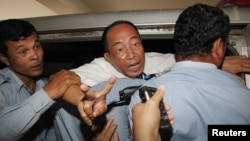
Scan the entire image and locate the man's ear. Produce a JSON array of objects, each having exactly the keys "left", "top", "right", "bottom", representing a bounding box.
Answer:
[
  {"left": 104, "top": 52, "right": 111, "bottom": 62},
  {"left": 212, "top": 38, "right": 225, "bottom": 66},
  {"left": 0, "top": 54, "right": 10, "bottom": 66}
]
